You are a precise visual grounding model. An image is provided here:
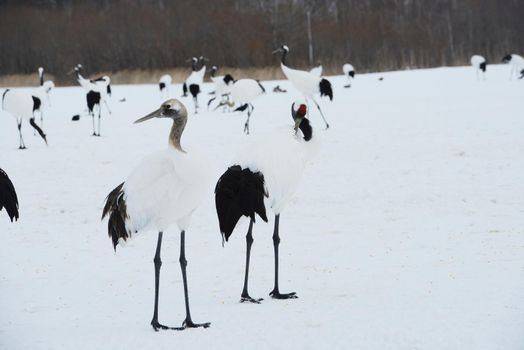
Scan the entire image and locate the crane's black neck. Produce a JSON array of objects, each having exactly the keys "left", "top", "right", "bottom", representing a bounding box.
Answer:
[
  {"left": 299, "top": 118, "right": 312, "bottom": 142},
  {"left": 280, "top": 50, "right": 287, "bottom": 65}
]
